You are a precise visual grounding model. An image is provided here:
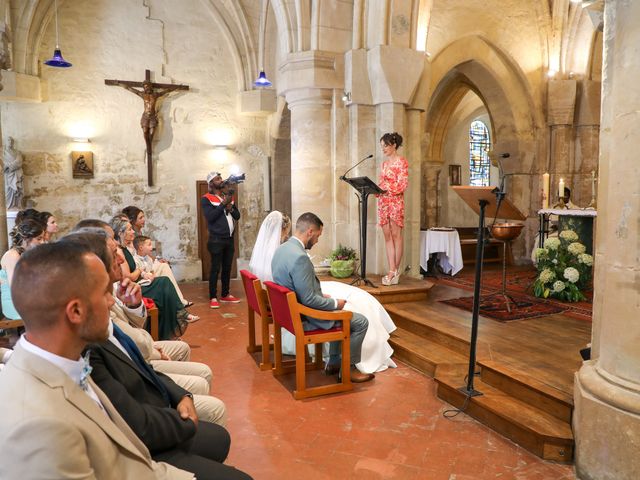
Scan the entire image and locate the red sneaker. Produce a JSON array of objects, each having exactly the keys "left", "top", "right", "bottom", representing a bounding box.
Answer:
[
  {"left": 210, "top": 298, "right": 220, "bottom": 309},
  {"left": 219, "top": 295, "right": 241, "bottom": 304}
]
